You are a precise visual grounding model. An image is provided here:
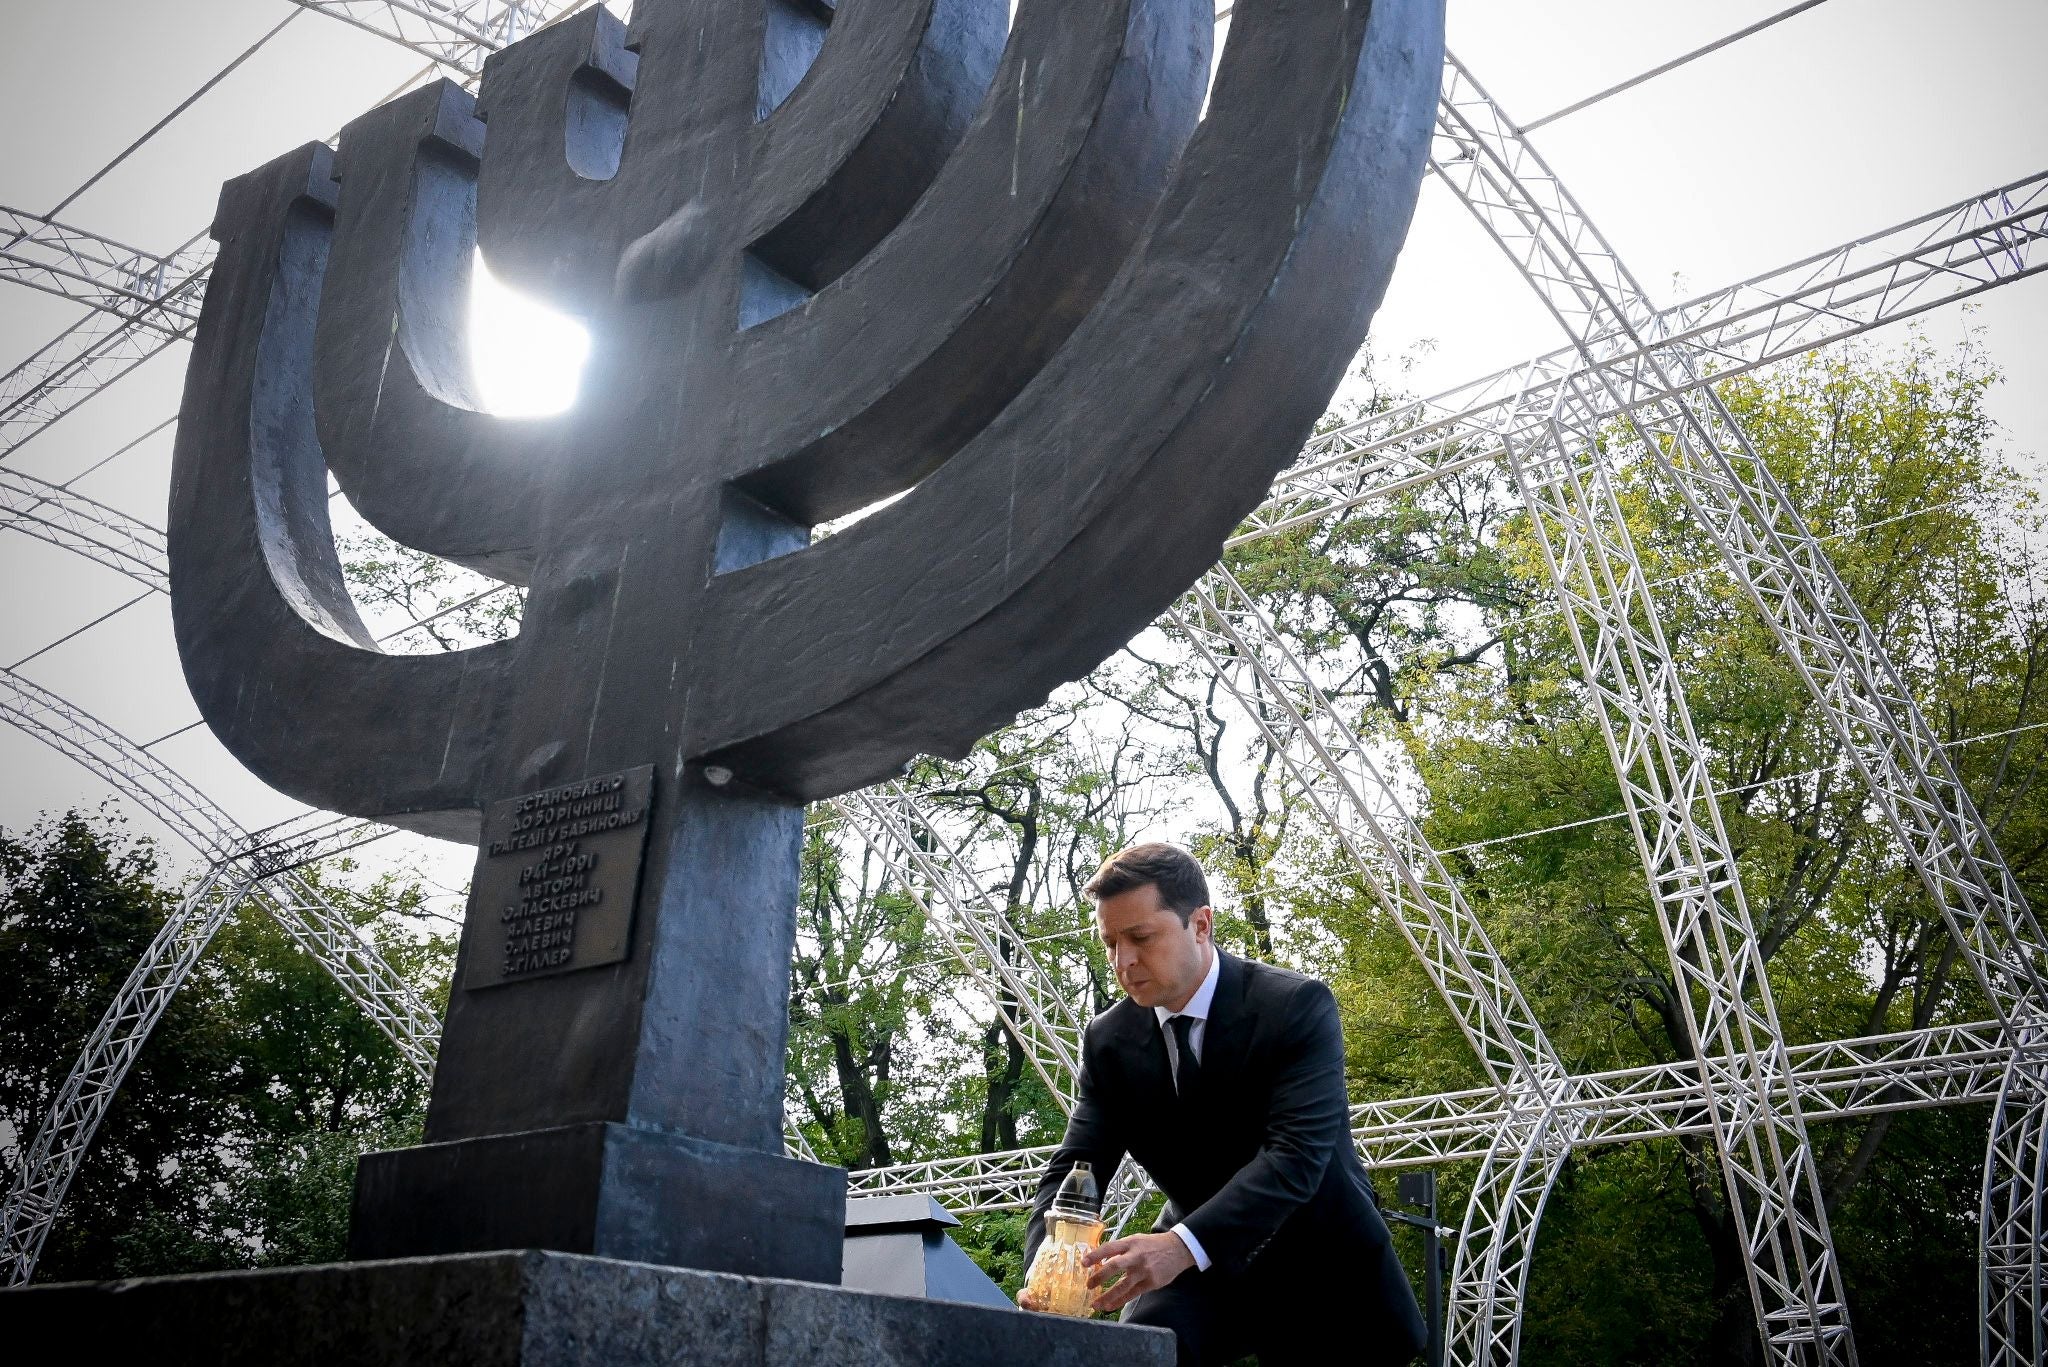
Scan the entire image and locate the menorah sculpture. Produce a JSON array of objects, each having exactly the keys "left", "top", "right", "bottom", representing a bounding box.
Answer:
[{"left": 167, "top": 0, "right": 1440, "bottom": 1287}]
